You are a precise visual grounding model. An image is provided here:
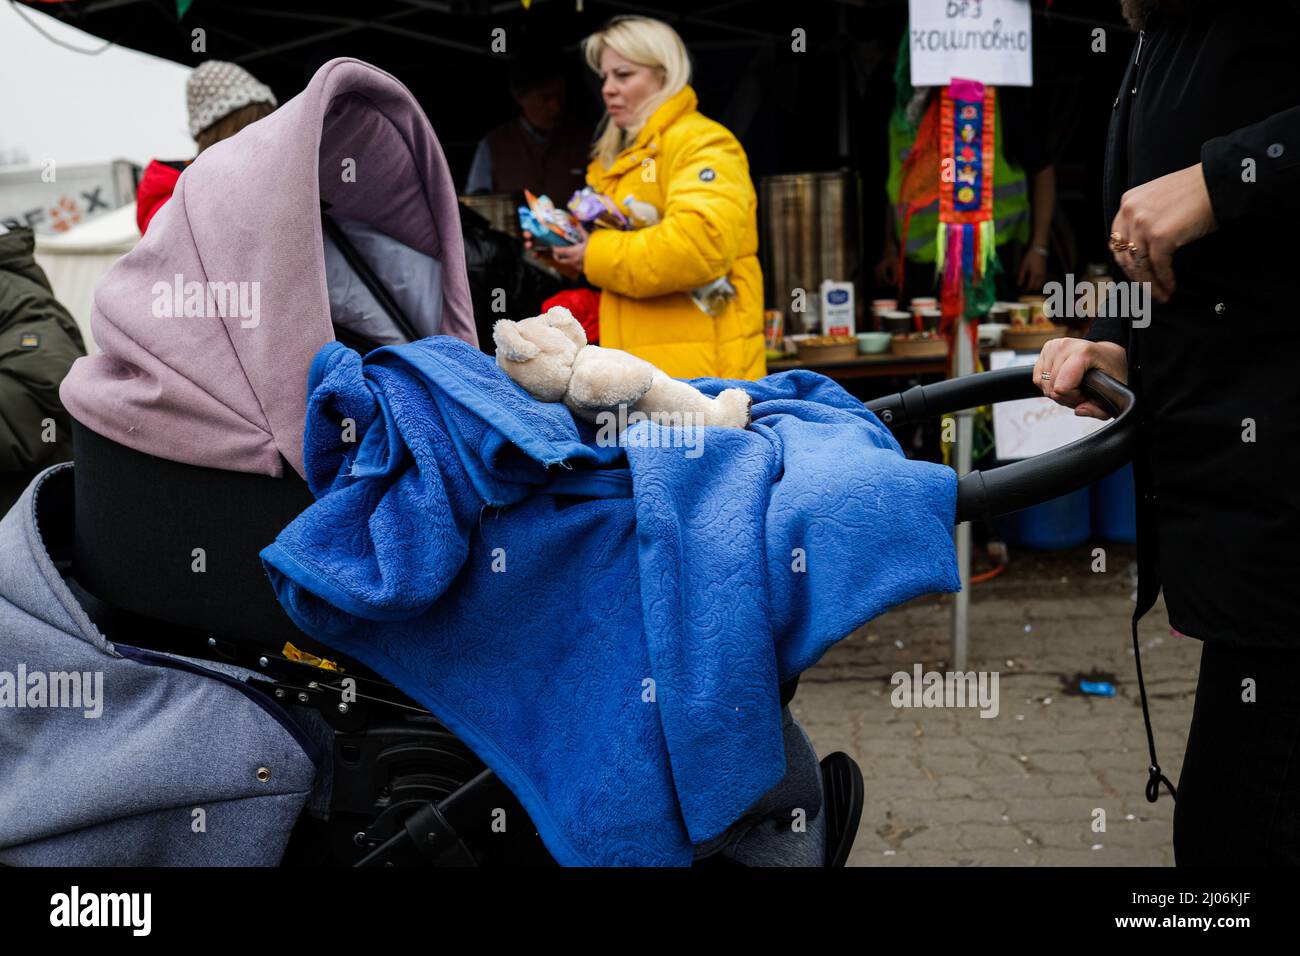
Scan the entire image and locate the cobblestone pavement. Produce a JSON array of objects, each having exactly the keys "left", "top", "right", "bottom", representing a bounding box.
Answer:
[{"left": 794, "top": 544, "right": 1201, "bottom": 867}]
